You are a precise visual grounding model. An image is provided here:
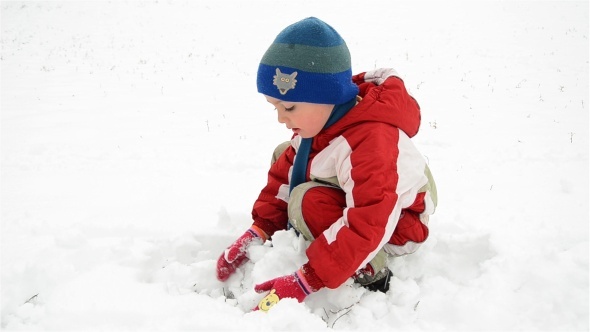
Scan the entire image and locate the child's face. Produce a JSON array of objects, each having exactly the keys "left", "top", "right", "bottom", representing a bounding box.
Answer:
[{"left": 265, "top": 96, "right": 334, "bottom": 139}]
